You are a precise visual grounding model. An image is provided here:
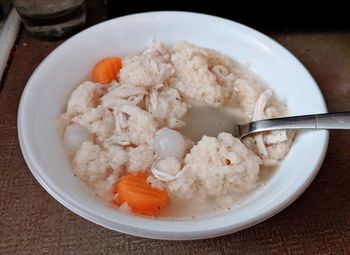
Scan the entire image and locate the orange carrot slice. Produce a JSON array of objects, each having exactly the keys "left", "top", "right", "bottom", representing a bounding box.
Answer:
[
  {"left": 114, "top": 173, "right": 168, "bottom": 216},
  {"left": 92, "top": 57, "right": 122, "bottom": 84}
]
